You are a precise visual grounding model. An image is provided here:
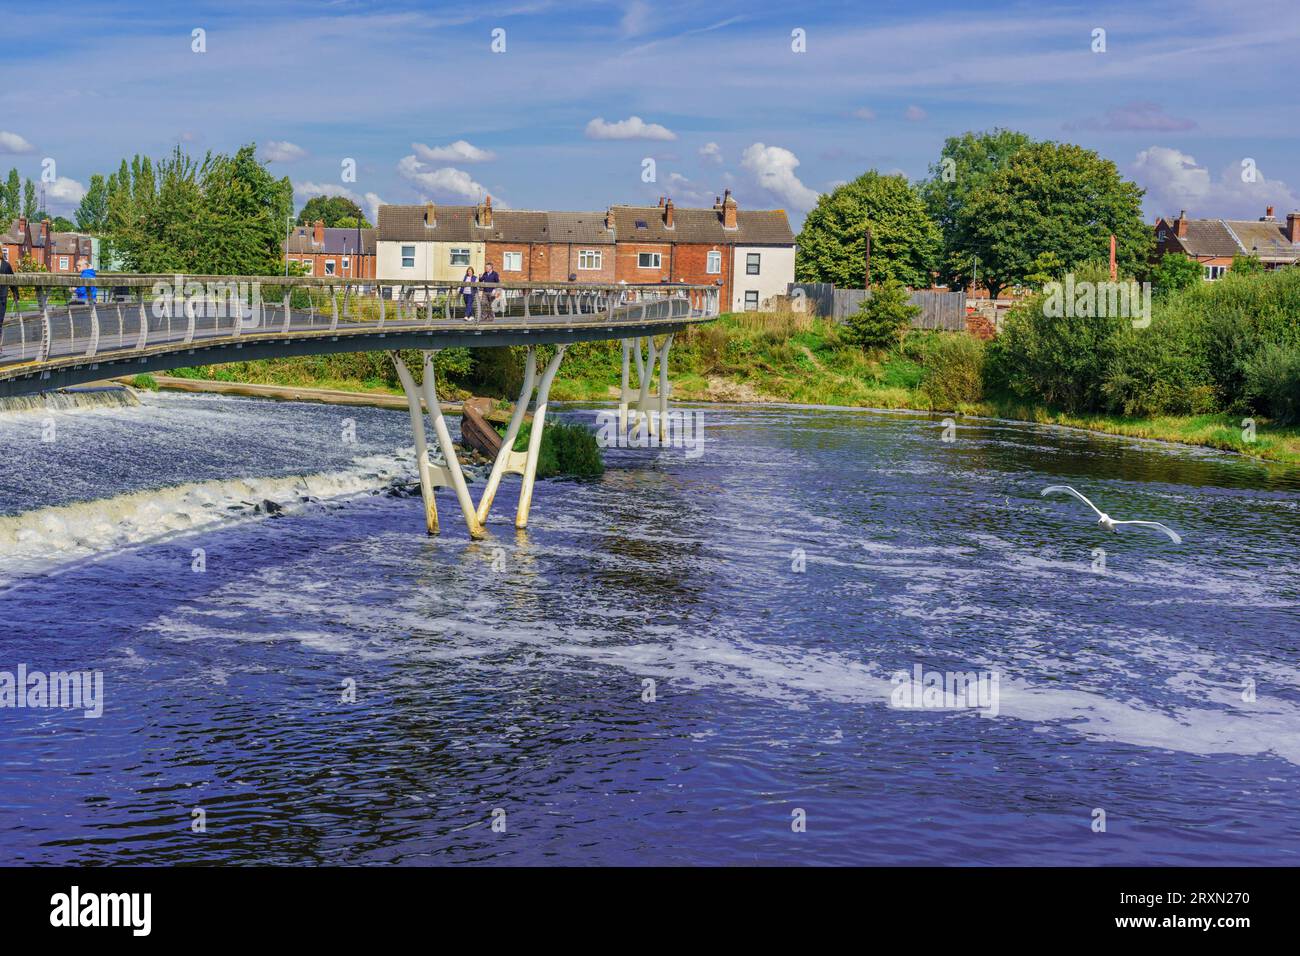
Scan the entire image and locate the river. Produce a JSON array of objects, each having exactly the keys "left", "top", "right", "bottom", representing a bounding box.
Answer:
[{"left": 1, "top": 391, "right": 1297, "bottom": 865}]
